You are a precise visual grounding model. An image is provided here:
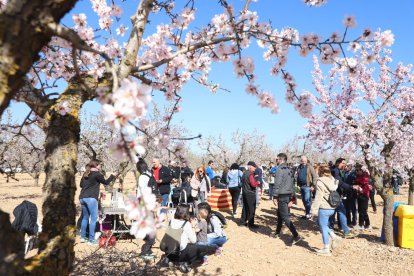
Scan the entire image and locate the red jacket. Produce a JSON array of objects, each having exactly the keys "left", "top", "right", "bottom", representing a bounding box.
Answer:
[{"left": 355, "top": 172, "right": 370, "bottom": 198}]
